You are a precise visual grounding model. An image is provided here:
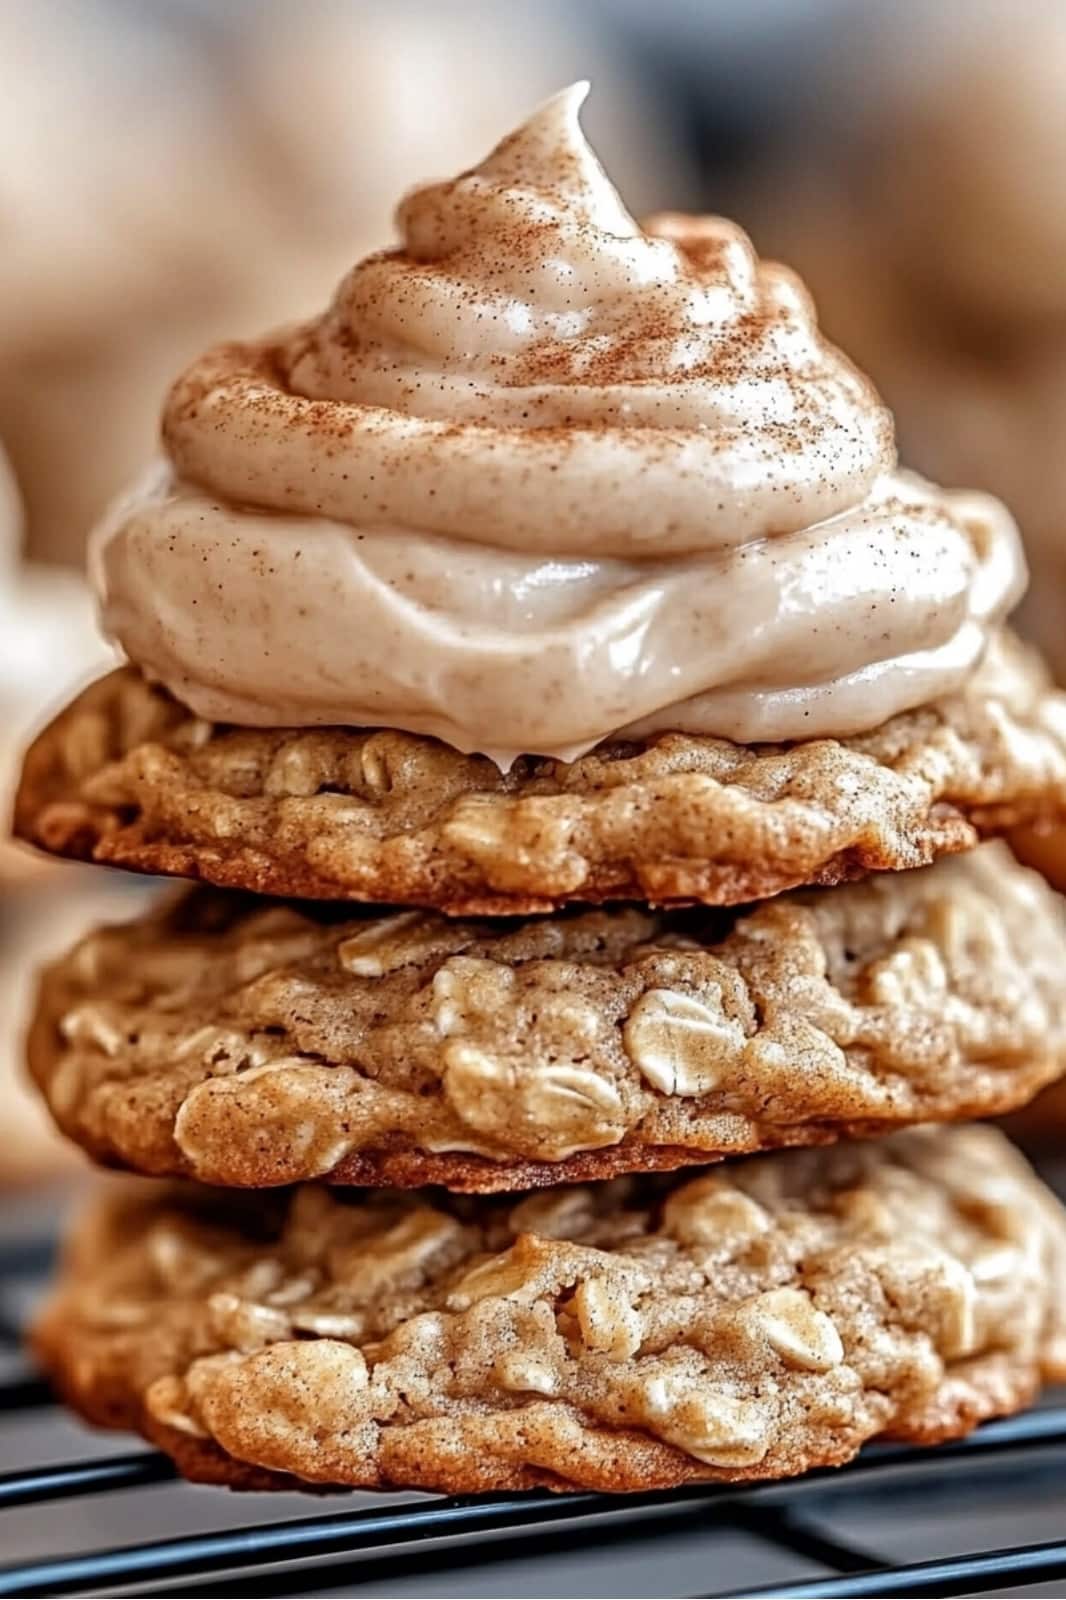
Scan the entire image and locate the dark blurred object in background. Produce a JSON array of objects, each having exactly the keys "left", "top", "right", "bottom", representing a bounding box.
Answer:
[{"left": 747, "top": 0, "right": 1066, "bottom": 681}]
